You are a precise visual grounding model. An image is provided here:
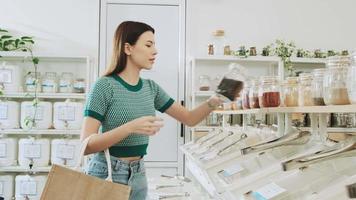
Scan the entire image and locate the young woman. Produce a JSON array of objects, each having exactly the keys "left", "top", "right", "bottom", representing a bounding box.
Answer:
[{"left": 81, "top": 21, "right": 222, "bottom": 200}]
